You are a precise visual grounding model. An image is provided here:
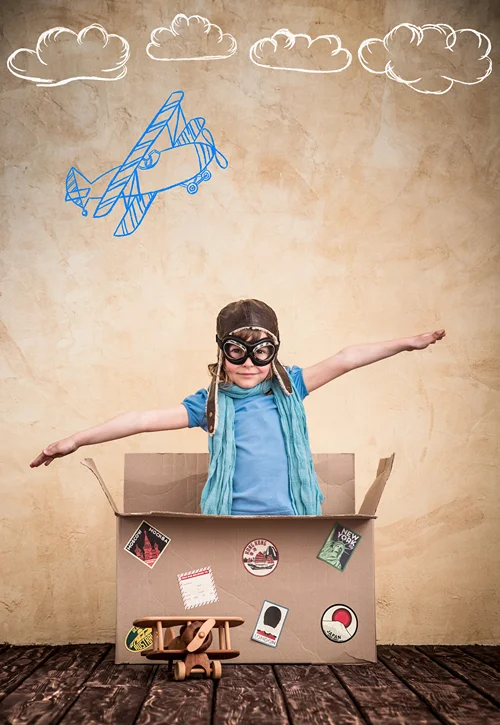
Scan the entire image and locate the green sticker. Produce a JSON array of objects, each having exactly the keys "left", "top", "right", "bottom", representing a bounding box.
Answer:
[
  {"left": 317, "top": 523, "right": 361, "bottom": 571},
  {"left": 125, "top": 626, "right": 153, "bottom": 652}
]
